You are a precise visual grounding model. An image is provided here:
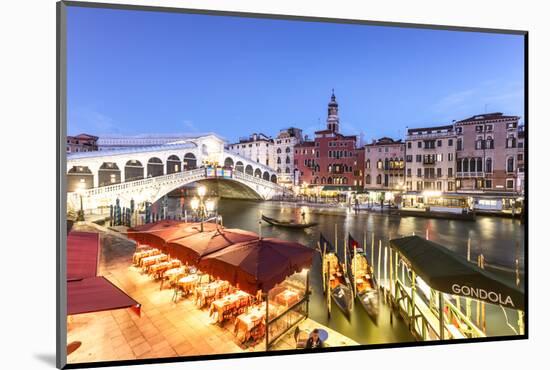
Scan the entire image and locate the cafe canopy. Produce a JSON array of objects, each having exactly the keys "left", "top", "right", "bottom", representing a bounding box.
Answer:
[
  {"left": 127, "top": 221, "right": 217, "bottom": 248},
  {"left": 67, "top": 231, "right": 100, "bottom": 280},
  {"left": 390, "top": 235, "right": 524, "bottom": 310},
  {"left": 165, "top": 228, "right": 259, "bottom": 266},
  {"left": 198, "top": 238, "right": 316, "bottom": 295},
  {"left": 67, "top": 231, "right": 140, "bottom": 316}
]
